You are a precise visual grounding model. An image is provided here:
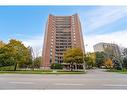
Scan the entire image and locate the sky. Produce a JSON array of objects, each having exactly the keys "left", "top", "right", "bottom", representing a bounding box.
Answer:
[{"left": 0, "top": 6, "right": 127, "bottom": 55}]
